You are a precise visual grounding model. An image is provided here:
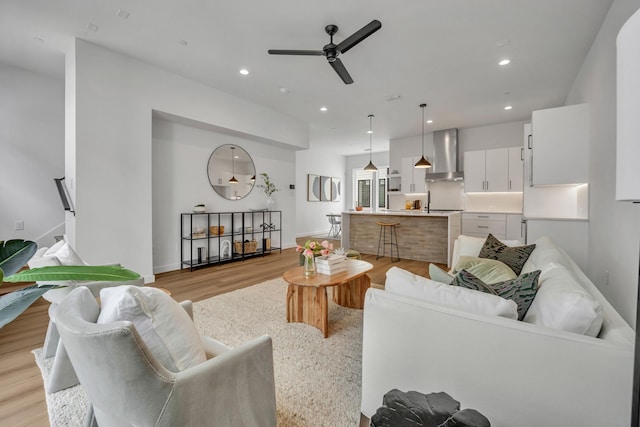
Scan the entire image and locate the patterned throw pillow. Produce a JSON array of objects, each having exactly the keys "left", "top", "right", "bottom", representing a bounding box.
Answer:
[
  {"left": 452, "top": 269, "right": 542, "bottom": 320},
  {"left": 478, "top": 234, "right": 536, "bottom": 275}
]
